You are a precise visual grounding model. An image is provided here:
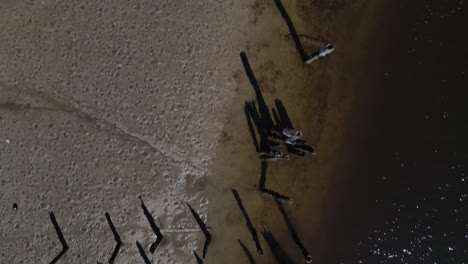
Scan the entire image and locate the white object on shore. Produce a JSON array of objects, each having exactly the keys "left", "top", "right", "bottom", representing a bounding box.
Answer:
[
  {"left": 282, "top": 128, "right": 302, "bottom": 138},
  {"left": 285, "top": 137, "right": 297, "bottom": 145},
  {"left": 318, "top": 43, "right": 334, "bottom": 57},
  {"left": 305, "top": 43, "right": 334, "bottom": 64},
  {"left": 283, "top": 128, "right": 302, "bottom": 145}
]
